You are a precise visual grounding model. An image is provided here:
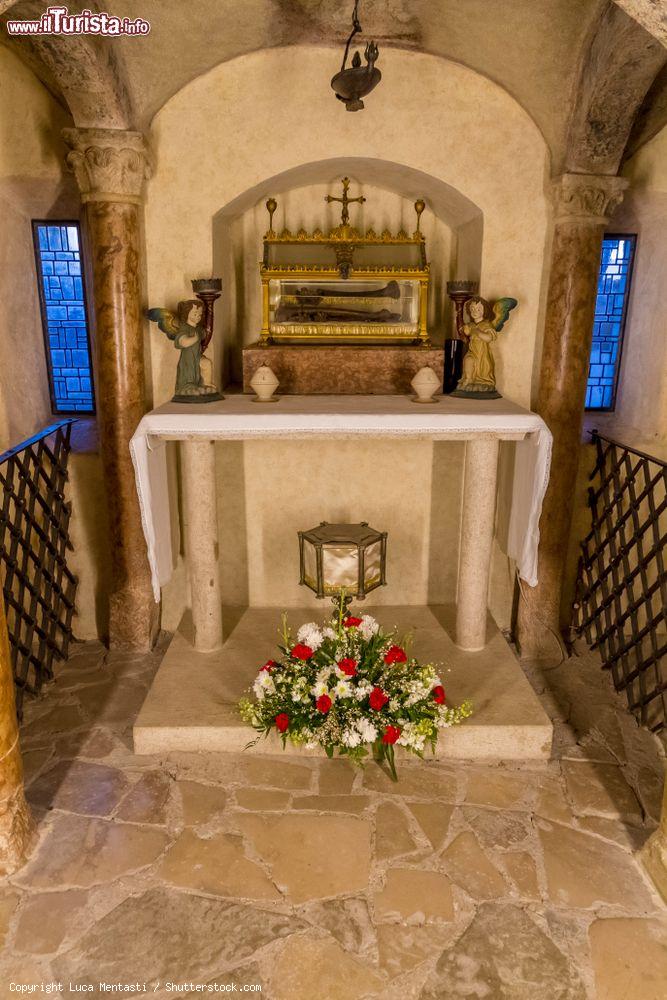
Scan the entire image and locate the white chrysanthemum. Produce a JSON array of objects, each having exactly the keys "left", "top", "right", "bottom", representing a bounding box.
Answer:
[
  {"left": 322, "top": 626, "right": 337, "bottom": 640},
  {"left": 253, "top": 672, "right": 275, "bottom": 700},
  {"left": 356, "top": 718, "right": 378, "bottom": 743},
  {"left": 389, "top": 698, "right": 400, "bottom": 711},
  {"left": 311, "top": 680, "right": 330, "bottom": 698},
  {"left": 334, "top": 679, "right": 353, "bottom": 699},
  {"left": 358, "top": 614, "right": 379, "bottom": 640},
  {"left": 297, "top": 622, "right": 323, "bottom": 650},
  {"left": 315, "top": 666, "right": 333, "bottom": 684},
  {"left": 397, "top": 722, "right": 426, "bottom": 752},
  {"left": 342, "top": 728, "right": 362, "bottom": 748}
]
